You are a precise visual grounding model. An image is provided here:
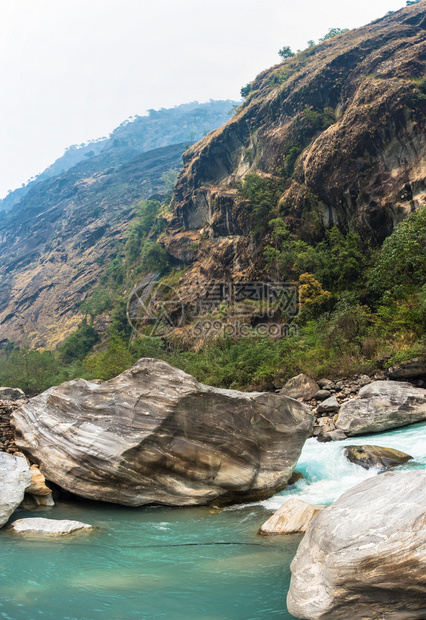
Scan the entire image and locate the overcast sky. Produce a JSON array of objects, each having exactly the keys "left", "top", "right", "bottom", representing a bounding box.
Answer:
[{"left": 0, "top": 0, "right": 407, "bottom": 198}]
